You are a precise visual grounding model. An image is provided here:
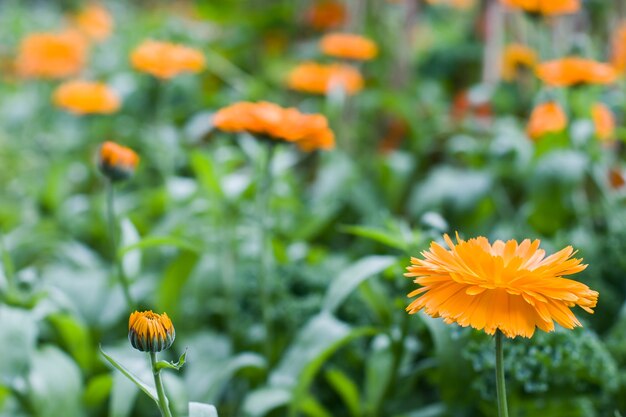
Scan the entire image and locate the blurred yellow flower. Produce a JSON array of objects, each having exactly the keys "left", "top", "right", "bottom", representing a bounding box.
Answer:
[
  {"left": 71, "top": 3, "right": 114, "bottom": 42},
  {"left": 591, "top": 103, "right": 615, "bottom": 141},
  {"left": 98, "top": 141, "right": 140, "bottom": 181},
  {"left": 405, "top": 234, "right": 598, "bottom": 338},
  {"left": 501, "top": 43, "right": 537, "bottom": 81},
  {"left": 130, "top": 40, "right": 205, "bottom": 79},
  {"left": 499, "top": 0, "right": 580, "bottom": 15},
  {"left": 527, "top": 101, "right": 567, "bottom": 140},
  {"left": 536, "top": 57, "right": 617, "bottom": 87},
  {"left": 611, "top": 22, "right": 626, "bottom": 74},
  {"left": 128, "top": 311, "right": 175, "bottom": 353},
  {"left": 287, "top": 62, "right": 363, "bottom": 95},
  {"left": 16, "top": 30, "right": 88, "bottom": 79},
  {"left": 53, "top": 80, "right": 120, "bottom": 115},
  {"left": 213, "top": 101, "right": 335, "bottom": 151},
  {"left": 320, "top": 33, "right": 378, "bottom": 61}
]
